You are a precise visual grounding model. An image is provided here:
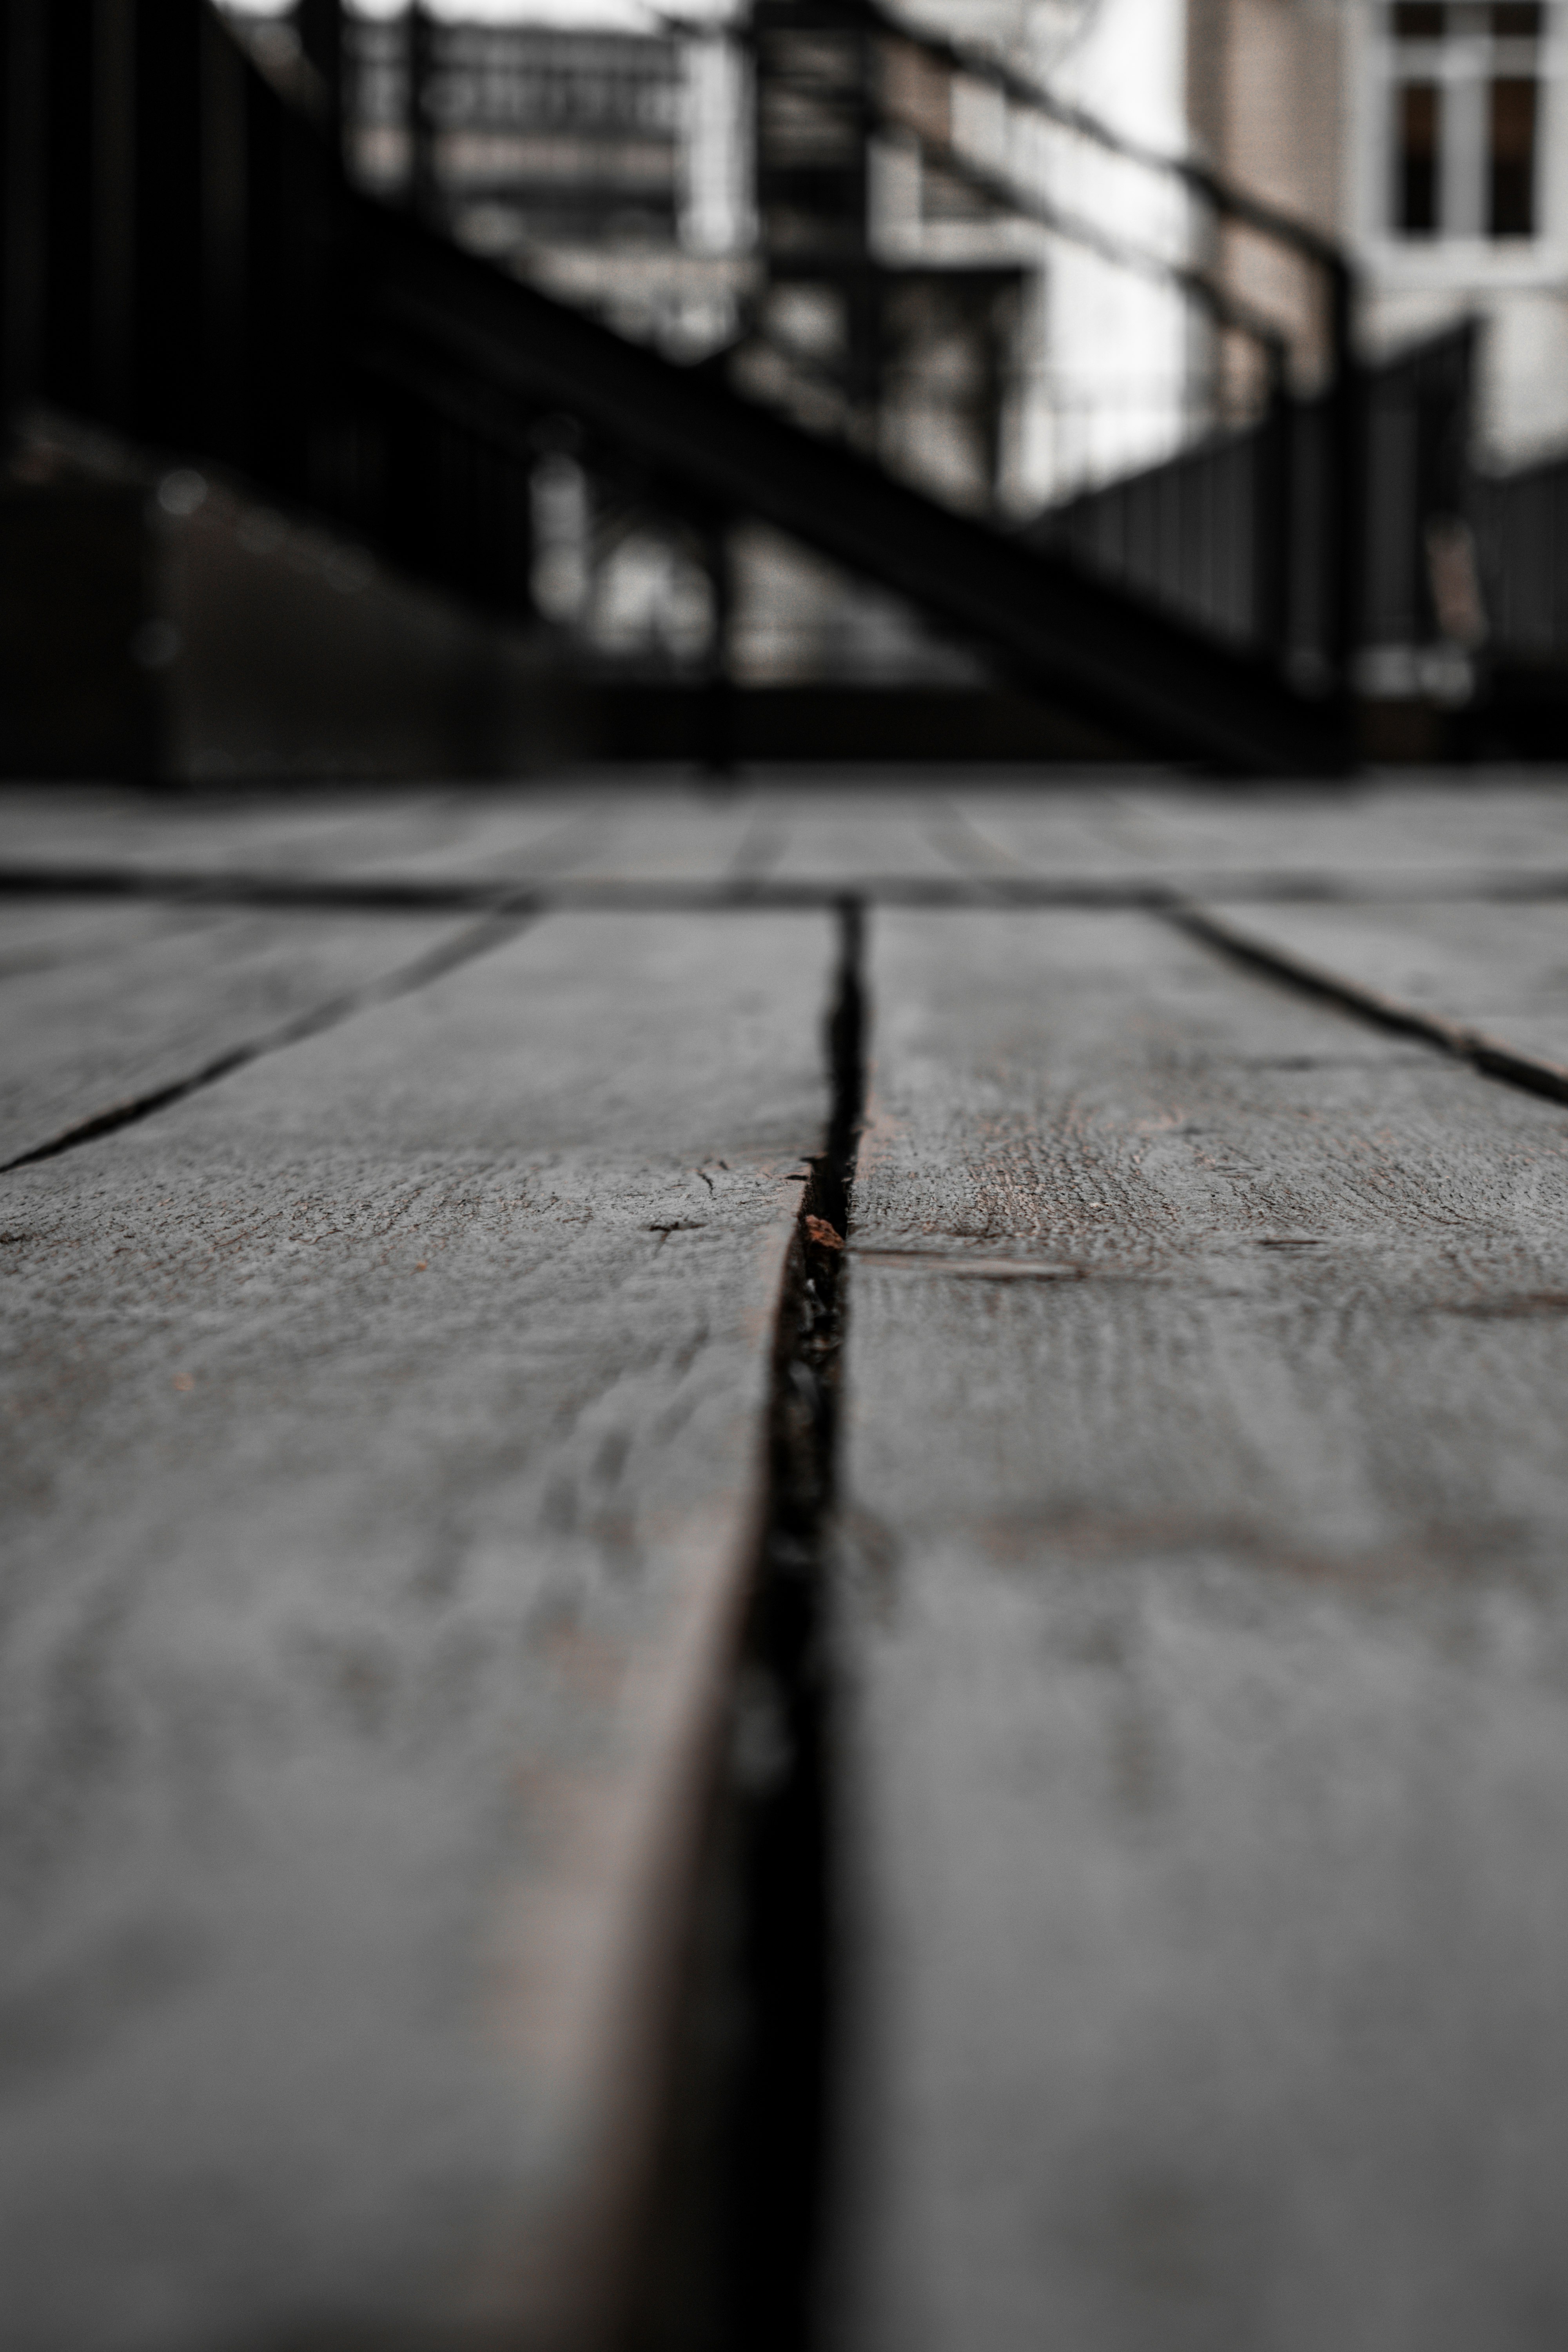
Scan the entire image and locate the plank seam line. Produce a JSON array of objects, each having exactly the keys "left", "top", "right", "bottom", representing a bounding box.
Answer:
[
  {"left": 14, "top": 867, "right": 1568, "bottom": 913},
  {"left": 0, "top": 914, "right": 527, "bottom": 1175},
  {"left": 1174, "top": 905, "right": 1568, "bottom": 1109}
]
